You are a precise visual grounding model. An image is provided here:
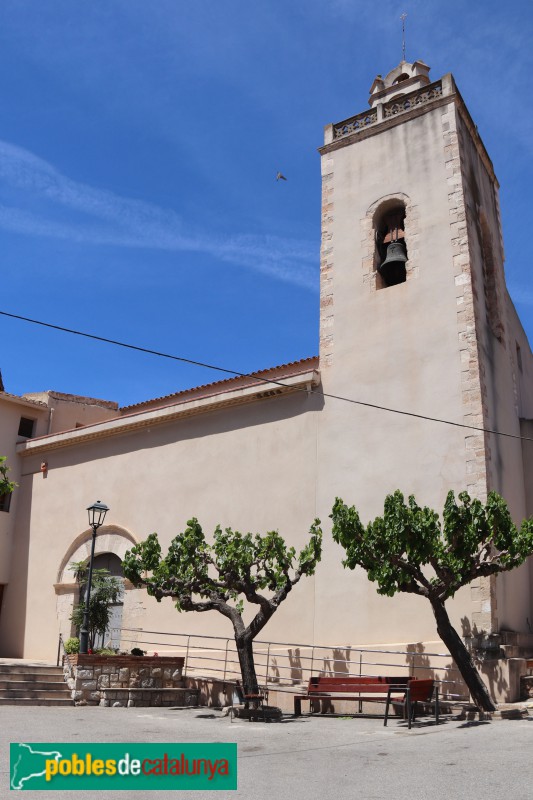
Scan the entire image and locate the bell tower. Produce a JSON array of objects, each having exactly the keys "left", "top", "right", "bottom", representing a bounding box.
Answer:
[{"left": 315, "top": 59, "right": 532, "bottom": 642}]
